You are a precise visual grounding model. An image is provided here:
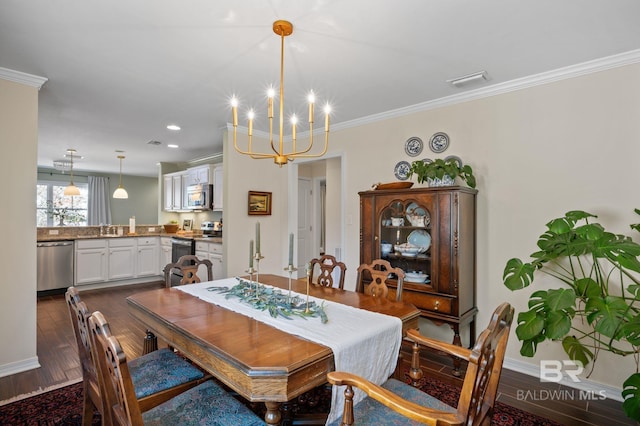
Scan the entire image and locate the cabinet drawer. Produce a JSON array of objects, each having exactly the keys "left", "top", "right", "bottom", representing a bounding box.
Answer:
[
  {"left": 209, "top": 243, "right": 222, "bottom": 255},
  {"left": 108, "top": 238, "right": 135, "bottom": 248},
  {"left": 160, "top": 237, "right": 172, "bottom": 246},
  {"left": 137, "top": 237, "right": 158, "bottom": 246},
  {"left": 76, "top": 239, "right": 107, "bottom": 249},
  {"left": 195, "top": 241, "right": 210, "bottom": 252},
  {"left": 403, "top": 292, "right": 453, "bottom": 315}
]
